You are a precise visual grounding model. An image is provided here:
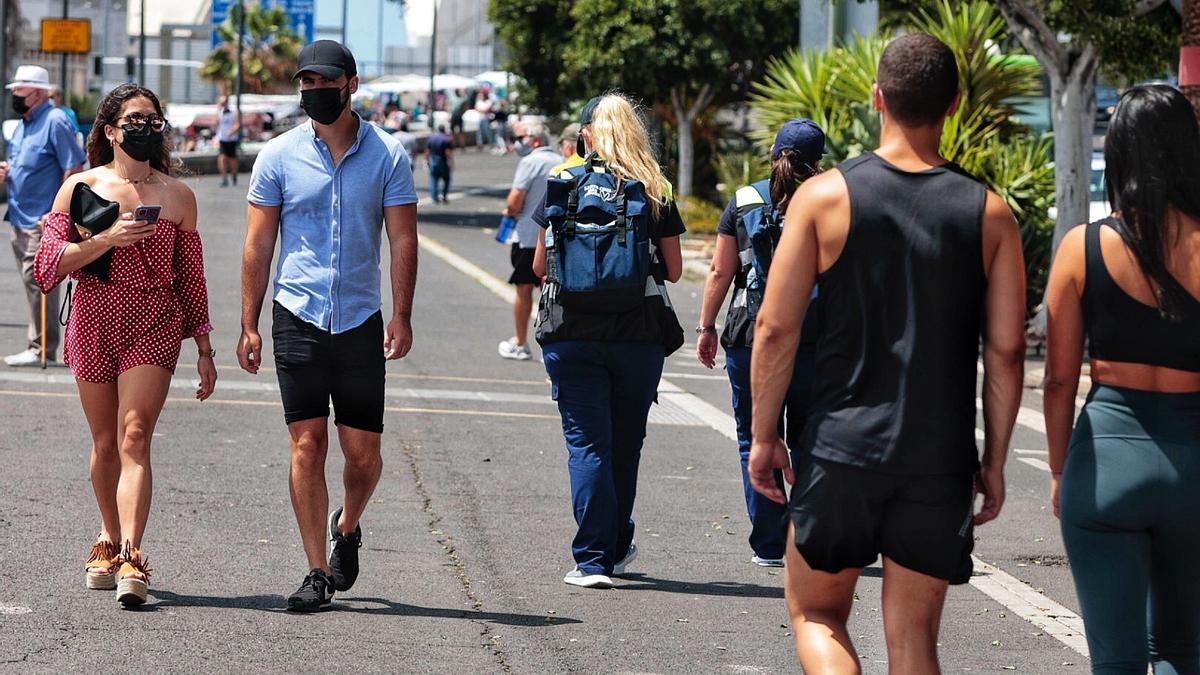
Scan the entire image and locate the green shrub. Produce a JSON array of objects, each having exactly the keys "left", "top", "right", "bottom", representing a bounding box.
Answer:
[{"left": 677, "top": 196, "right": 725, "bottom": 235}]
